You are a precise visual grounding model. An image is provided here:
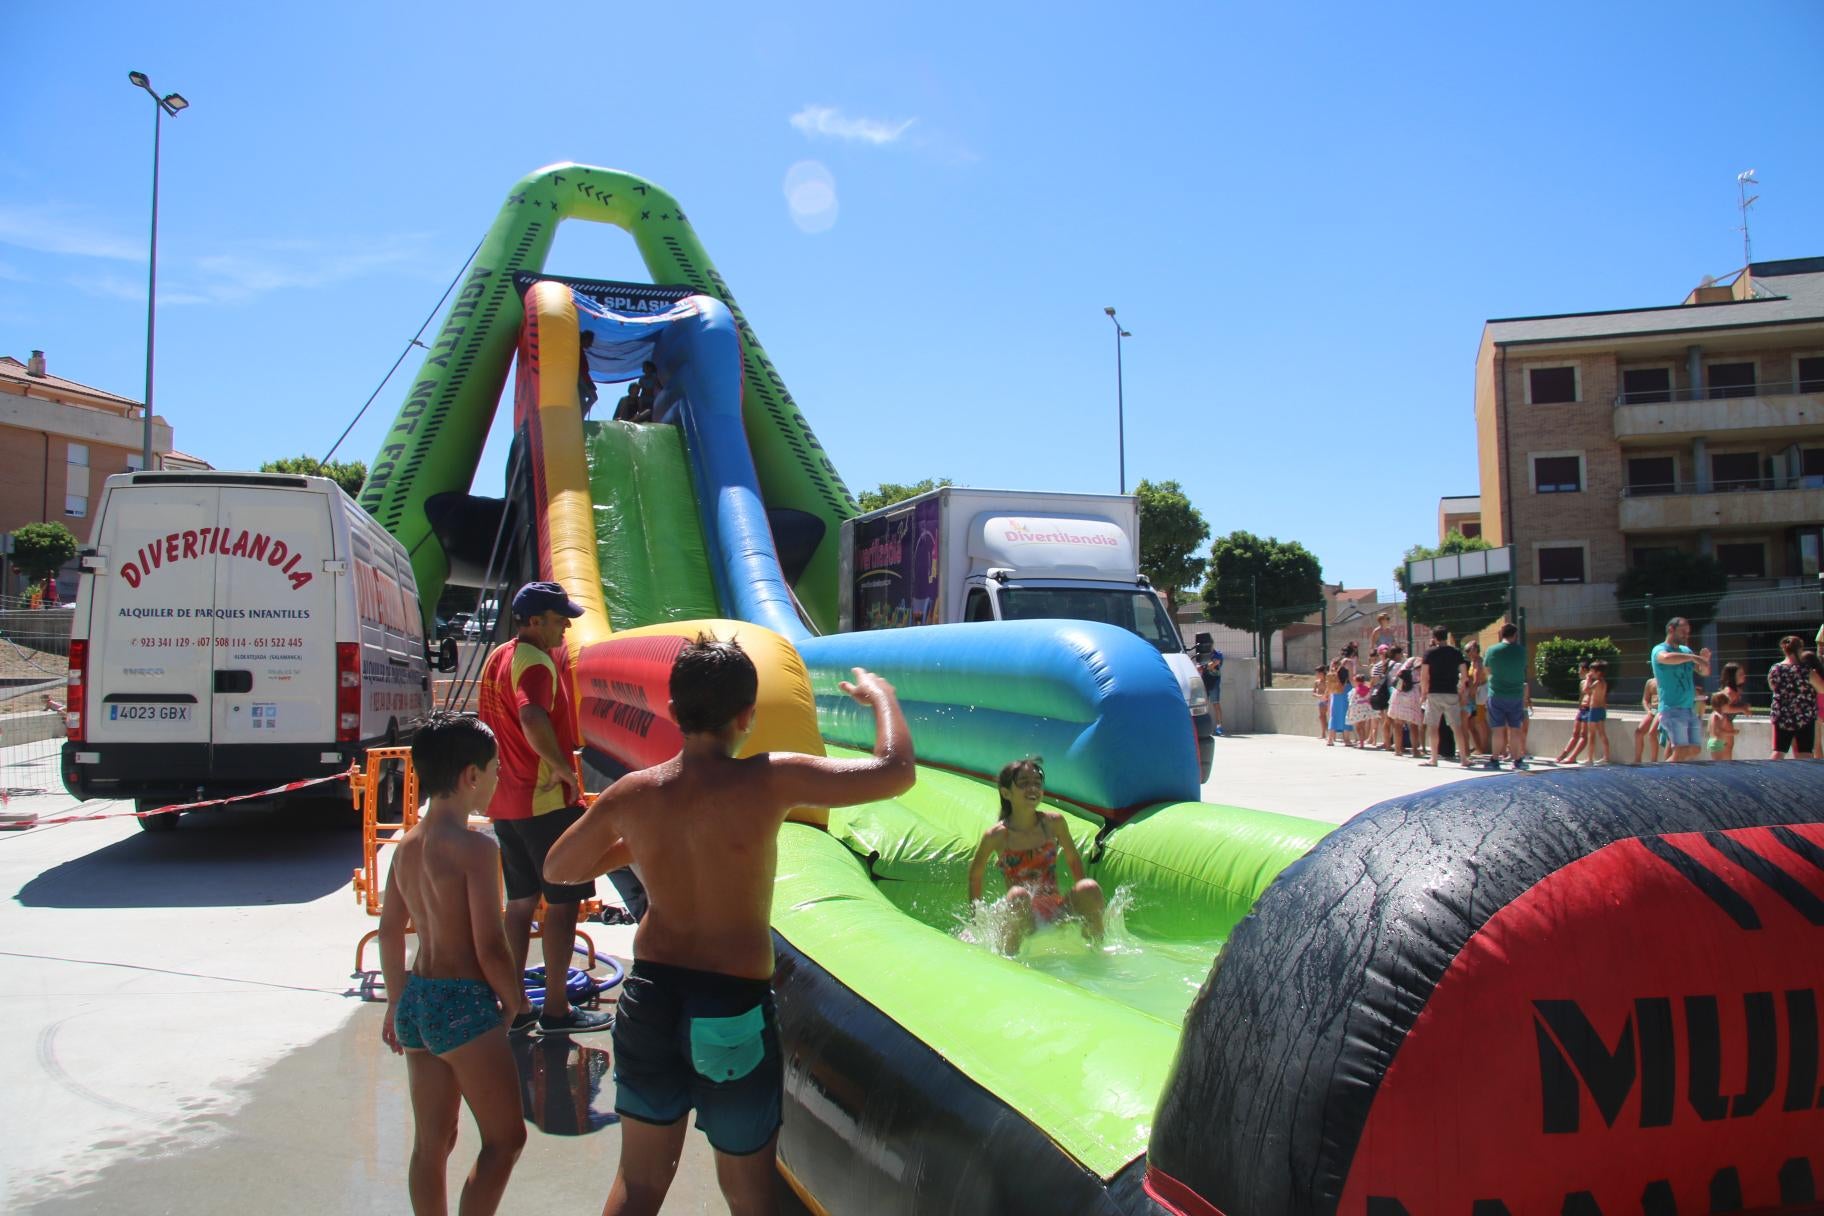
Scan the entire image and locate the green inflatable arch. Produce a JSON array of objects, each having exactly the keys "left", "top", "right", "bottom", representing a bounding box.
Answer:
[{"left": 358, "top": 163, "right": 856, "bottom": 633}]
